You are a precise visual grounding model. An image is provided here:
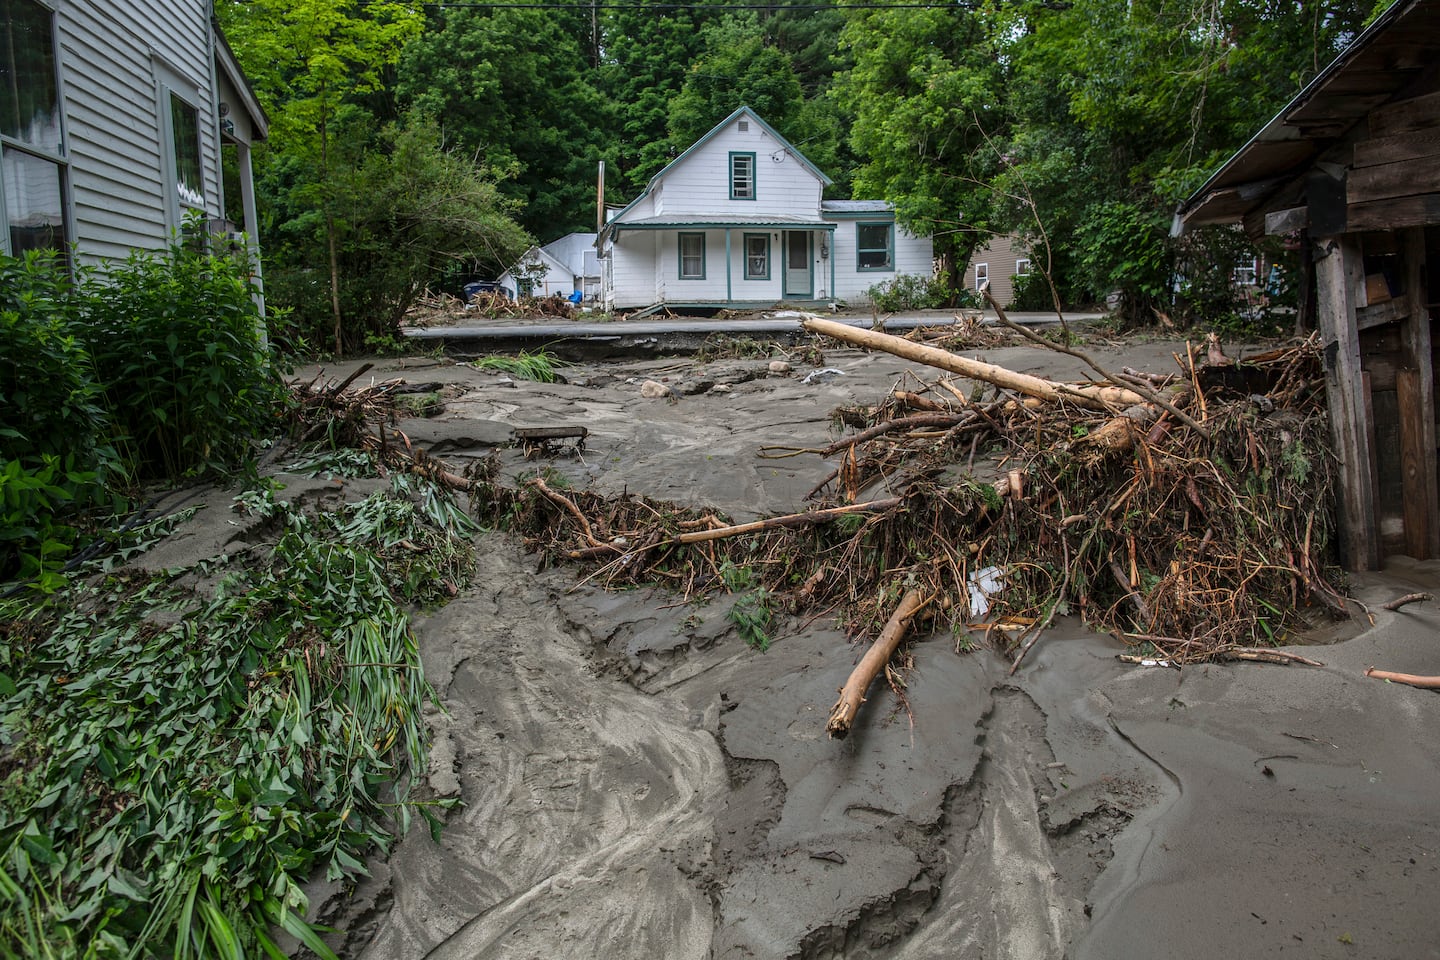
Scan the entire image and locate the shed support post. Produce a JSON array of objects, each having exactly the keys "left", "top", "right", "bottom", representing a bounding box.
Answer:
[
  {"left": 1400, "top": 227, "right": 1439, "bottom": 558},
  {"left": 1314, "top": 234, "right": 1378, "bottom": 570}
]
